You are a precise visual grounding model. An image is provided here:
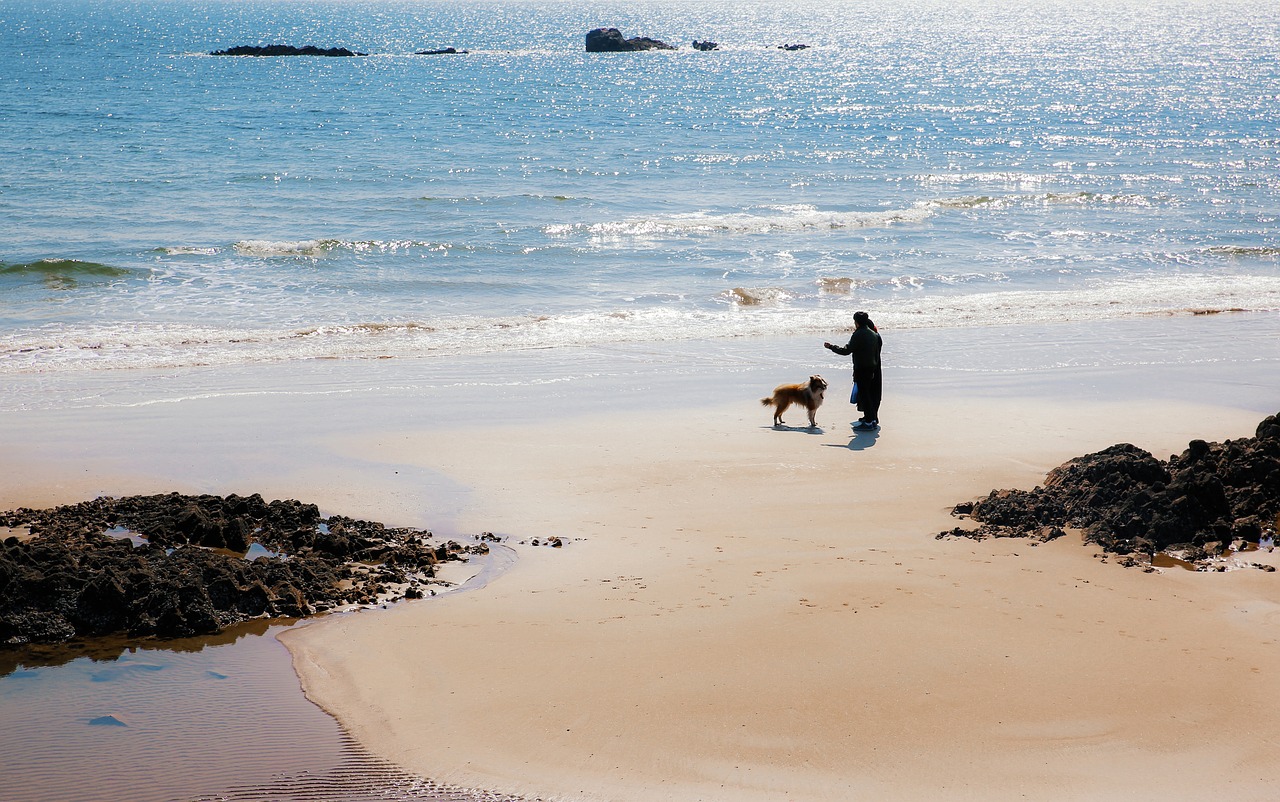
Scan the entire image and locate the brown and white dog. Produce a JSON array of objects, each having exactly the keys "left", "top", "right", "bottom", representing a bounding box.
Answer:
[{"left": 760, "top": 375, "right": 827, "bottom": 428}]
